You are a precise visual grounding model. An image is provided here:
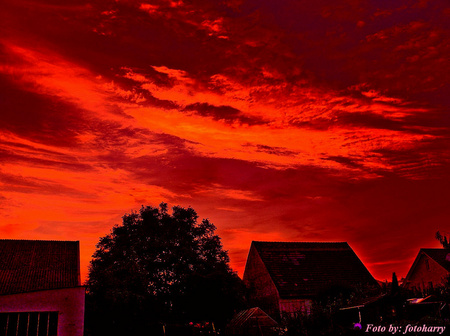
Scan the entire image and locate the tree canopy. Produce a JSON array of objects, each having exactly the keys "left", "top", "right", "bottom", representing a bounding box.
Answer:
[
  {"left": 86, "top": 203, "right": 245, "bottom": 336},
  {"left": 436, "top": 231, "right": 450, "bottom": 249}
]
